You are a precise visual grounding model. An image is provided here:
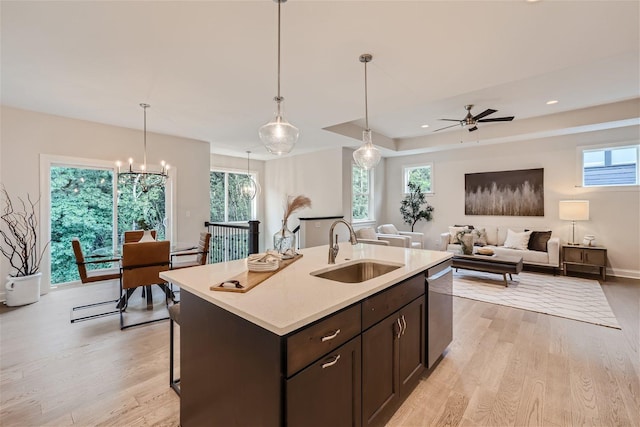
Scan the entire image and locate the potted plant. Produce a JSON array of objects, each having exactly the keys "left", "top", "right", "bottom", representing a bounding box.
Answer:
[
  {"left": 0, "top": 186, "right": 49, "bottom": 306},
  {"left": 400, "top": 181, "right": 434, "bottom": 232}
]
